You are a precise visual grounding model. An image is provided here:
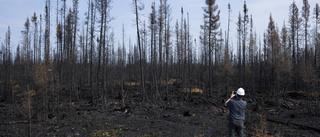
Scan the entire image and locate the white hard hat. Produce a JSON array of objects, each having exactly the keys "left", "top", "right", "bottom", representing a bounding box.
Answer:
[{"left": 236, "top": 88, "right": 245, "bottom": 96}]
